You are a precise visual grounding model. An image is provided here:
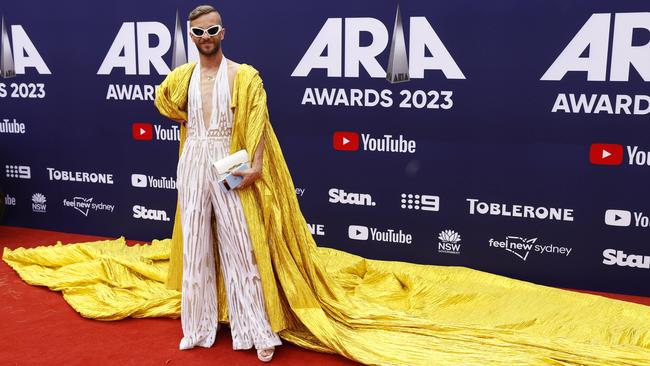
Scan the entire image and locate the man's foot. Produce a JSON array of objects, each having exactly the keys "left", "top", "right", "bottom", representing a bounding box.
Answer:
[{"left": 256, "top": 347, "right": 275, "bottom": 362}]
